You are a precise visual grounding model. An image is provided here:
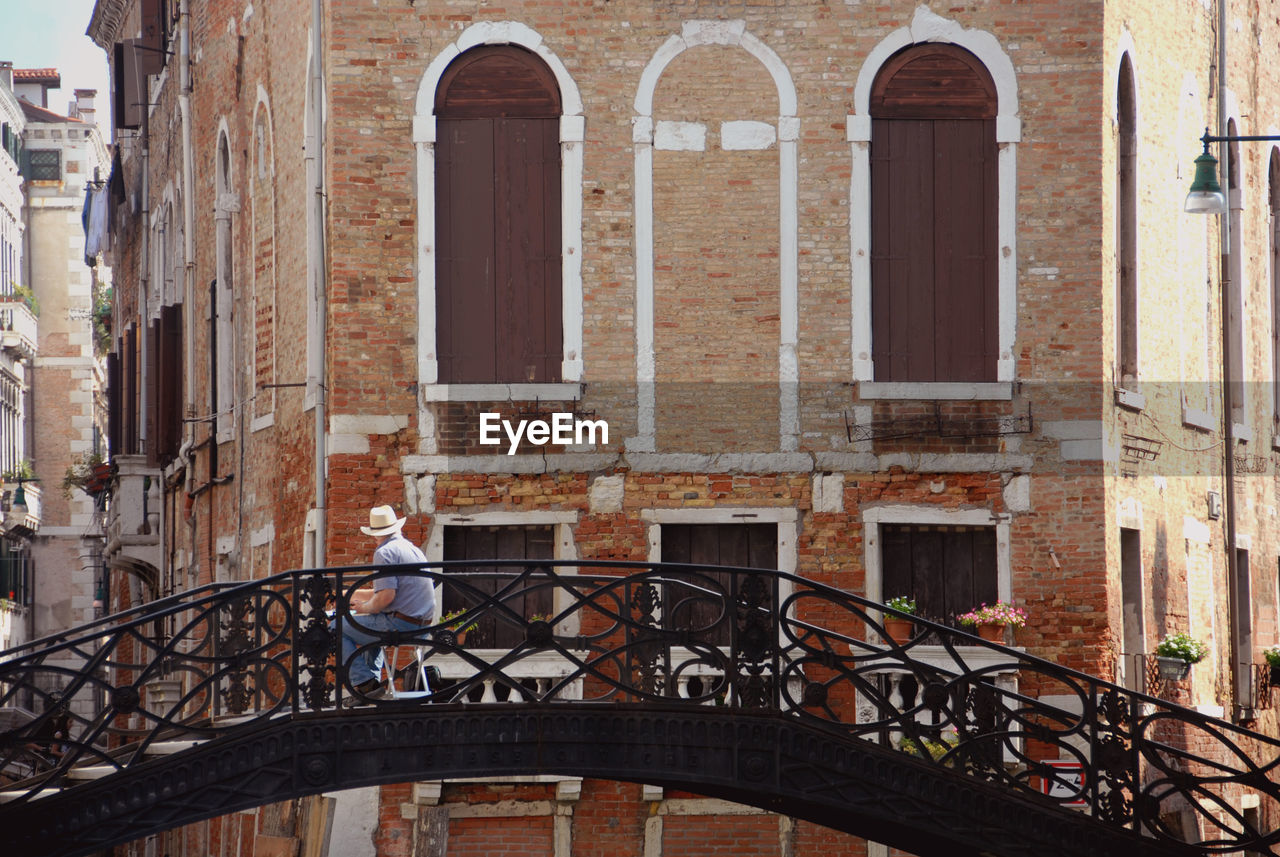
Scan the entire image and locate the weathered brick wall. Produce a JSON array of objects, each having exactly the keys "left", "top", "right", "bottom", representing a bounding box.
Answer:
[{"left": 103, "top": 0, "right": 1280, "bottom": 852}]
